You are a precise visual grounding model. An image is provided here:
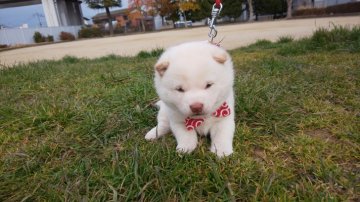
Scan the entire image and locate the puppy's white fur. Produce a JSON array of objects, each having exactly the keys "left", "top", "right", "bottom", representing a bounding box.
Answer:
[{"left": 145, "top": 41, "right": 235, "bottom": 157}]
